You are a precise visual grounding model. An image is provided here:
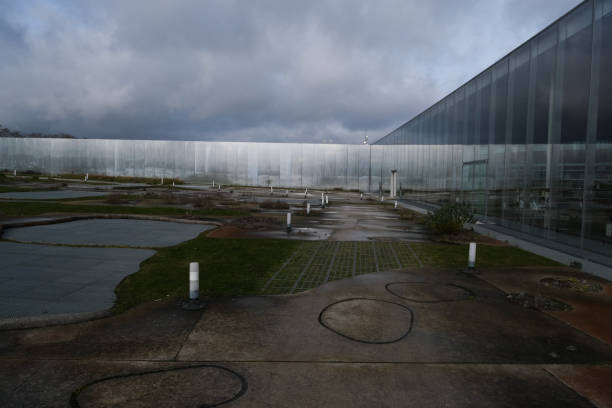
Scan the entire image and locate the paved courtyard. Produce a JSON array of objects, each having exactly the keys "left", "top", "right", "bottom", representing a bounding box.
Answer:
[{"left": 1, "top": 267, "right": 610, "bottom": 407}]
